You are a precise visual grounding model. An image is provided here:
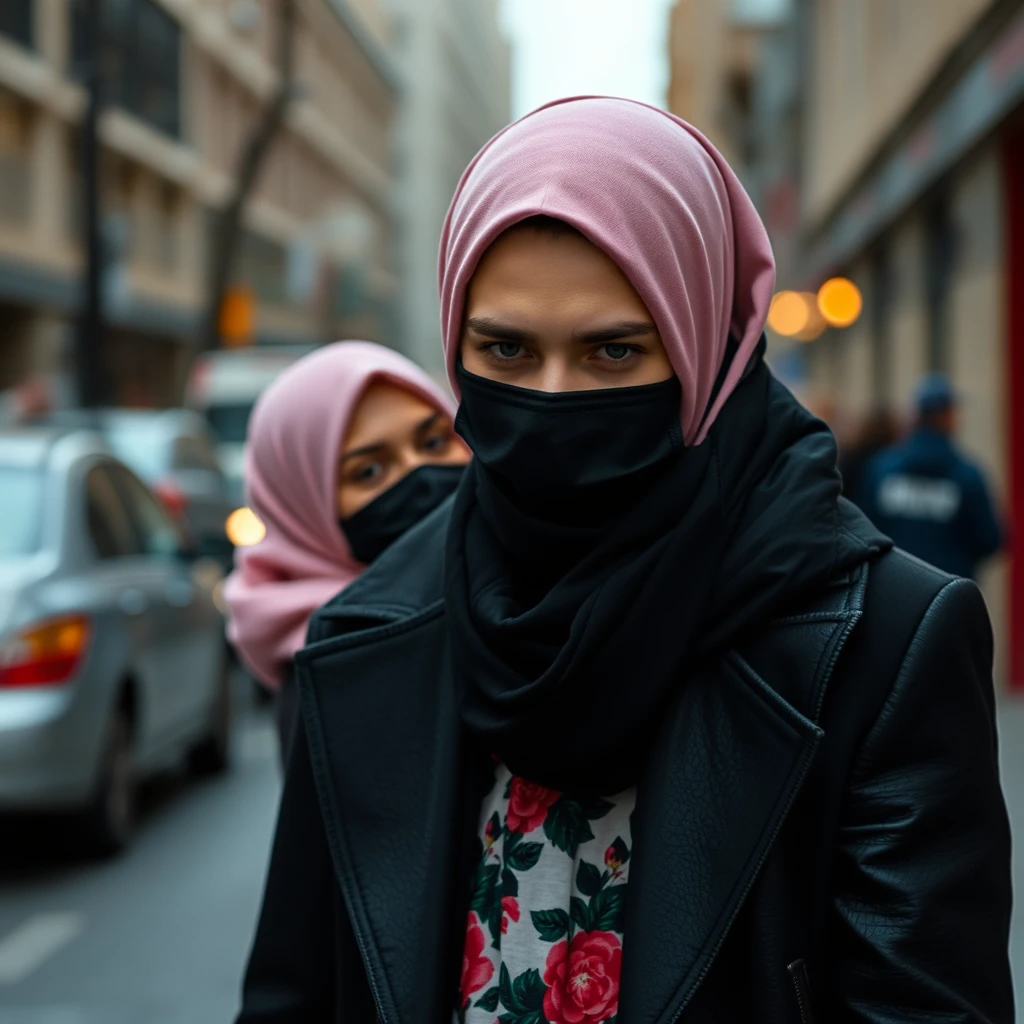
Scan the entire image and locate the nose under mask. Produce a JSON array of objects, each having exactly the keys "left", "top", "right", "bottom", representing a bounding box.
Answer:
[
  {"left": 453, "top": 364, "right": 683, "bottom": 513},
  {"left": 340, "top": 462, "right": 466, "bottom": 564}
]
